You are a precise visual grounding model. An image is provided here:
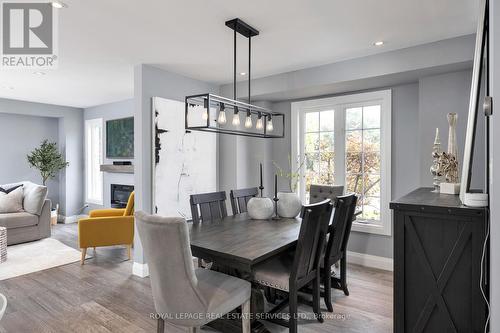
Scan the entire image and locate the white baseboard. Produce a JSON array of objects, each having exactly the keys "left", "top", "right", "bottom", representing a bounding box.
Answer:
[
  {"left": 132, "top": 262, "right": 149, "bottom": 278},
  {"left": 347, "top": 251, "right": 393, "bottom": 271},
  {"left": 63, "top": 215, "right": 88, "bottom": 224}
]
